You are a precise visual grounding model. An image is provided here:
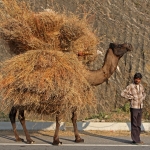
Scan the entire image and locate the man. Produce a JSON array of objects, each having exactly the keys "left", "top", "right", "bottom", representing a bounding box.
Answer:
[{"left": 121, "top": 73, "right": 146, "bottom": 144}]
